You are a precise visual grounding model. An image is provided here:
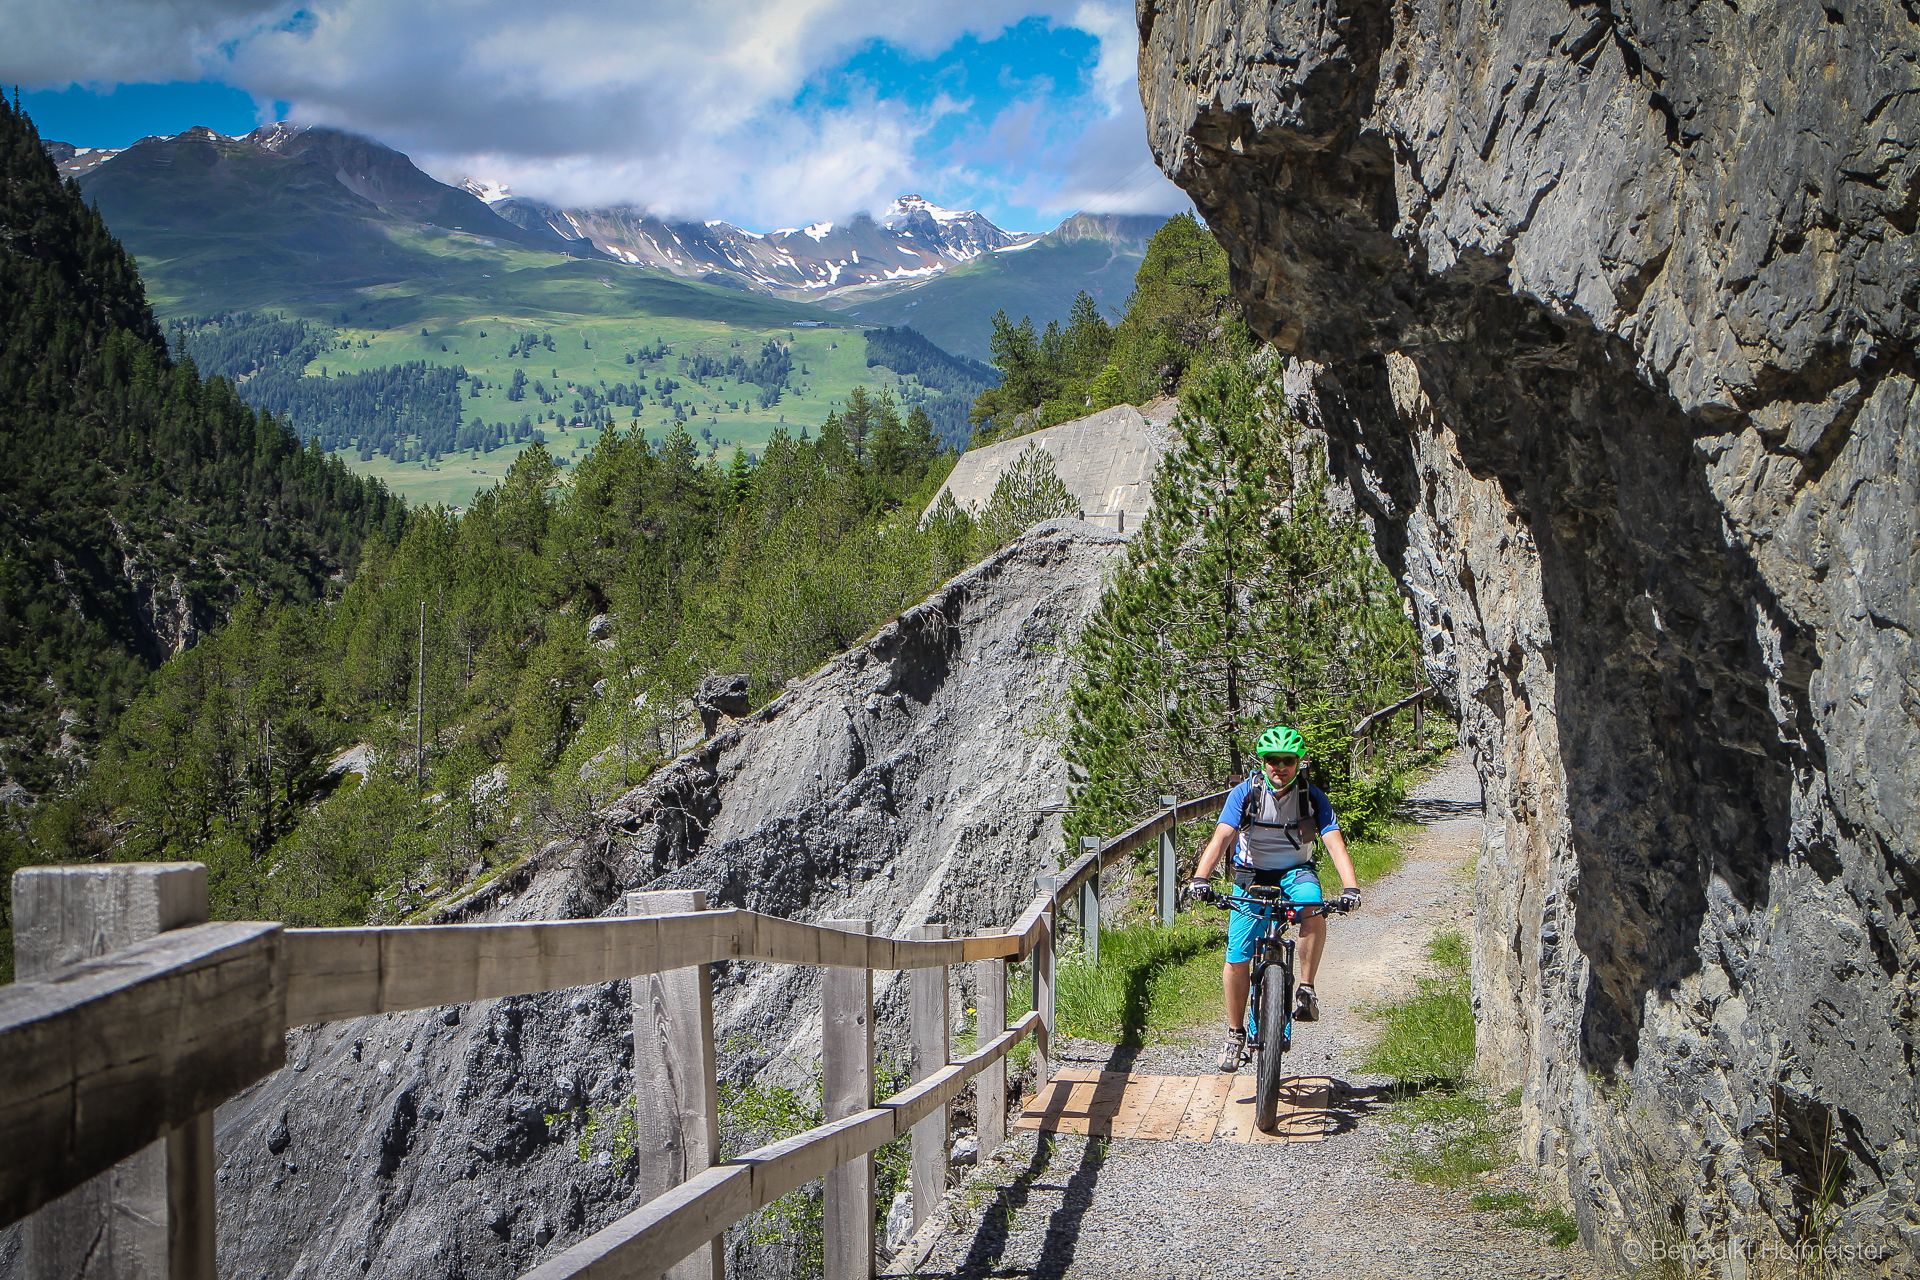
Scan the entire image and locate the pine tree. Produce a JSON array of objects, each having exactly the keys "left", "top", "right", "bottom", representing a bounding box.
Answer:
[
  {"left": 973, "top": 442, "right": 1077, "bottom": 553},
  {"left": 1064, "top": 359, "right": 1419, "bottom": 841},
  {"left": 839, "top": 385, "right": 876, "bottom": 463}
]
